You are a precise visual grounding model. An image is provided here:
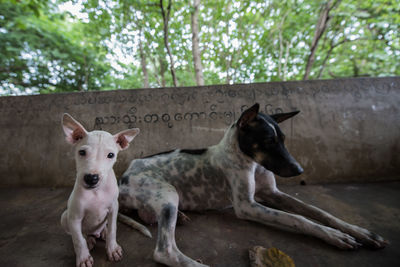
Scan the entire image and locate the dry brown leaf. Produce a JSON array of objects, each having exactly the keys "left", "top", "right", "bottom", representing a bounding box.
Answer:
[{"left": 249, "top": 246, "right": 295, "bottom": 267}]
